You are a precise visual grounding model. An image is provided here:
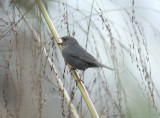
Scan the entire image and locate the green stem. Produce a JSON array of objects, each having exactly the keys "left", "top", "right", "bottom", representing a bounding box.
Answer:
[{"left": 36, "top": 0, "right": 100, "bottom": 118}]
